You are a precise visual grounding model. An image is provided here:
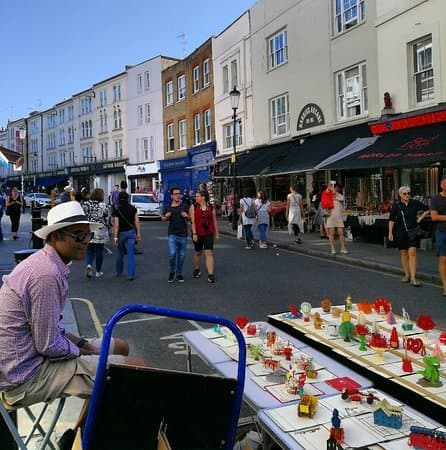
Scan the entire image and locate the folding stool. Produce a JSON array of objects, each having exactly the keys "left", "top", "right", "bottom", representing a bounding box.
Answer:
[{"left": 0, "top": 396, "right": 66, "bottom": 450}]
